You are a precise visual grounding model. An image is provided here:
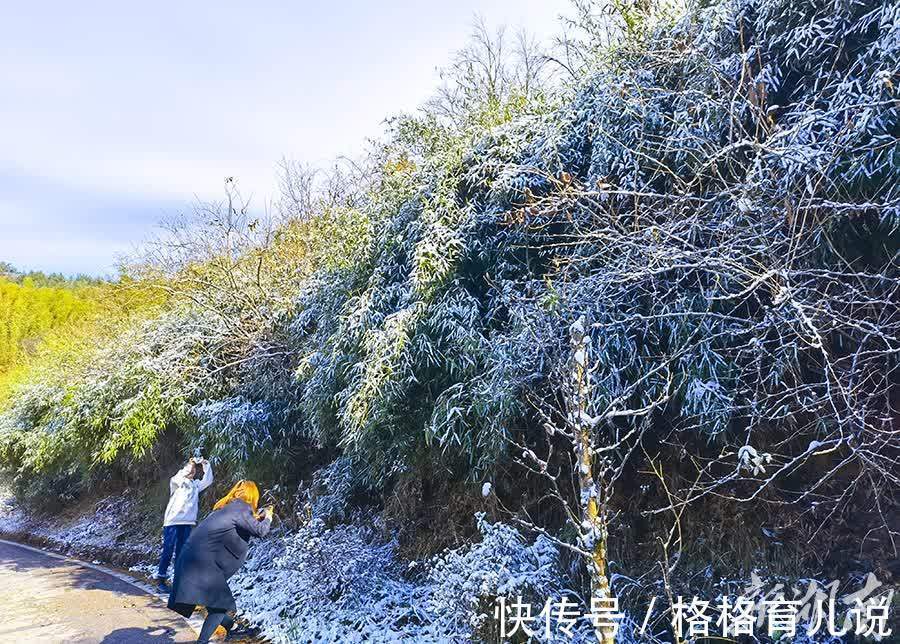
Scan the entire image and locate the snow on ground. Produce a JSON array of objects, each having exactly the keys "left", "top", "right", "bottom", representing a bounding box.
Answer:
[
  {"left": 1, "top": 481, "right": 873, "bottom": 643},
  {"left": 228, "top": 458, "right": 575, "bottom": 642},
  {"left": 0, "top": 485, "right": 156, "bottom": 565},
  {"left": 0, "top": 474, "right": 586, "bottom": 642},
  {"left": 230, "top": 511, "right": 596, "bottom": 643},
  {"left": 0, "top": 486, "right": 28, "bottom": 534}
]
